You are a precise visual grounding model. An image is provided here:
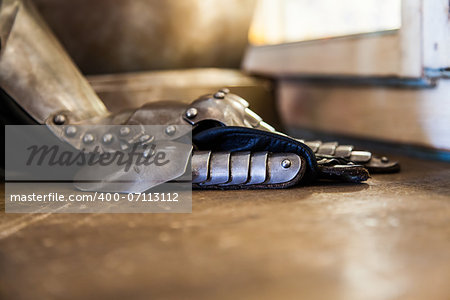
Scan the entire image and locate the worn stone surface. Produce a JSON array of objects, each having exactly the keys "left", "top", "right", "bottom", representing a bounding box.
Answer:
[{"left": 1, "top": 155, "right": 449, "bottom": 300}]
